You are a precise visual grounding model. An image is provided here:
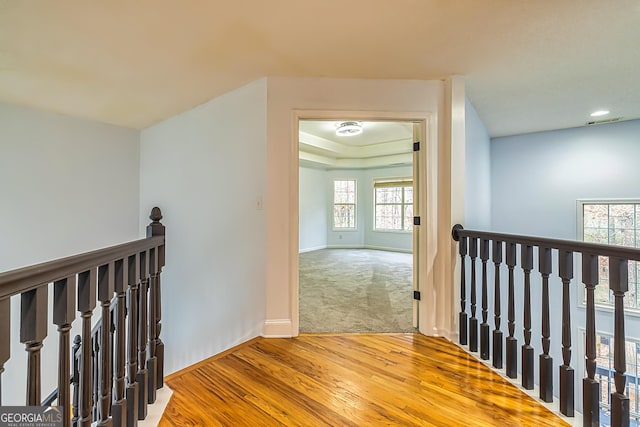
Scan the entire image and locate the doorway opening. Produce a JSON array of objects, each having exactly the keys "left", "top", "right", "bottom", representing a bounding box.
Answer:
[{"left": 297, "top": 119, "right": 421, "bottom": 333}]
